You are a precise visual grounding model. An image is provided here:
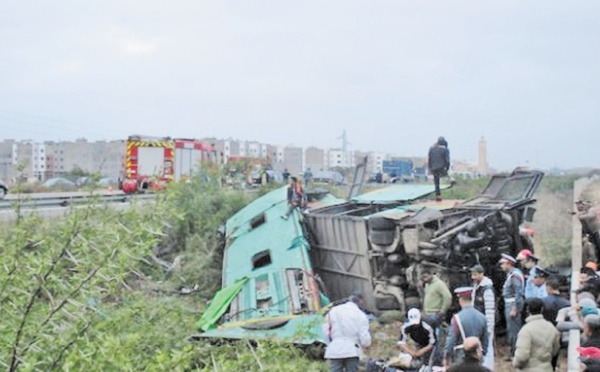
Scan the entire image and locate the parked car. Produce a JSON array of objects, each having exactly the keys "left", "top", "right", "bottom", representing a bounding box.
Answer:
[
  {"left": 75, "top": 176, "right": 93, "bottom": 186},
  {"left": 311, "top": 170, "right": 345, "bottom": 185},
  {"left": 43, "top": 178, "right": 76, "bottom": 189},
  {"left": 98, "top": 177, "right": 118, "bottom": 186},
  {"left": 0, "top": 180, "right": 8, "bottom": 199}
]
